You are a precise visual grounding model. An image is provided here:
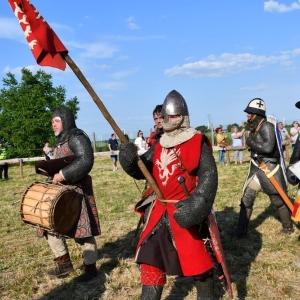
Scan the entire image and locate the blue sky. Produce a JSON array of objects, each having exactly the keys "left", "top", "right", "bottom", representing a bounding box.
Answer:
[{"left": 1, "top": 1, "right": 300, "bottom": 140}]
